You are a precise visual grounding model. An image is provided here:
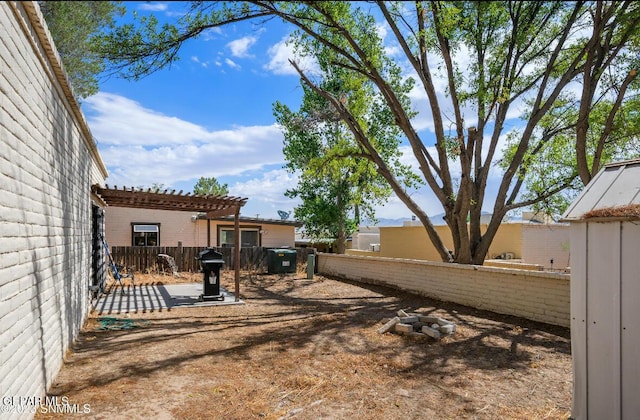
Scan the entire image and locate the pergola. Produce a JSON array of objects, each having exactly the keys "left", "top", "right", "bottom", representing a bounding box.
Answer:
[{"left": 92, "top": 184, "right": 248, "bottom": 301}]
